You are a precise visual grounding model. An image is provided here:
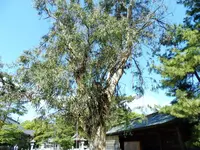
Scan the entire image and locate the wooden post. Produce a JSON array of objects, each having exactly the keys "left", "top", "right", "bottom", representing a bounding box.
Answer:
[{"left": 176, "top": 126, "right": 186, "bottom": 150}]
